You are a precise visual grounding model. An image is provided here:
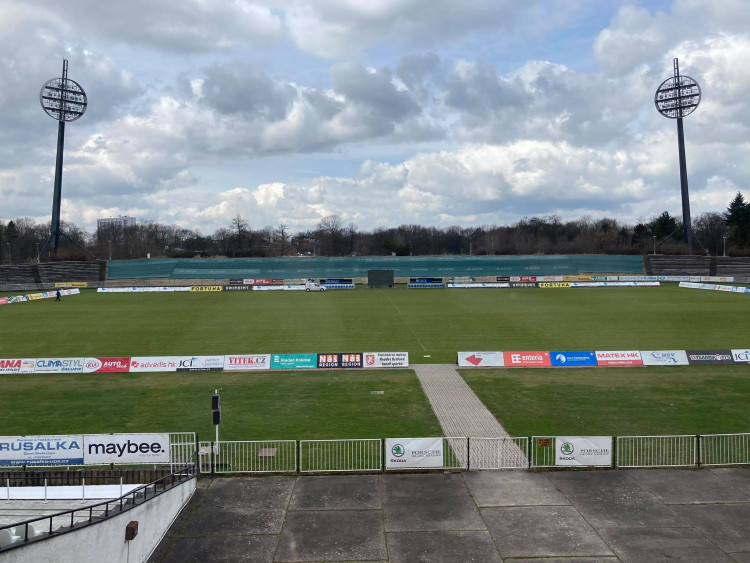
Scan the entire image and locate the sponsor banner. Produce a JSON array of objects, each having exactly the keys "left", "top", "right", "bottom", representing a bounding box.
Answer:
[
  {"left": 0, "top": 297, "right": 8, "bottom": 305},
  {"left": 97, "top": 287, "right": 191, "bottom": 293},
  {"left": 222, "top": 285, "right": 253, "bottom": 291},
  {"left": 618, "top": 275, "right": 658, "bottom": 281},
  {"left": 550, "top": 351, "right": 597, "bottom": 367},
  {"left": 228, "top": 279, "right": 246, "bottom": 285},
  {"left": 83, "top": 357, "right": 132, "bottom": 373},
  {"left": 595, "top": 351, "right": 642, "bottom": 366},
  {"left": 504, "top": 351, "right": 551, "bottom": 368},
  {"left": 190, "top": 286, "right": 223, "bottom": 292},
  {"left": 224, "top": 354, "right": 271, "bottom": 371},
  {"left": 83, "top": 433, "right": 170, "bottom": 465},
  {"left": 0, "top": 359, "right": 36, "bottom": 374},
  {"left": 496, "top": 276, "right": 511, "bottom": 282},
  {"left": 458, "top": 352, "right": 504, "bottom": 367},
  {"left": 686, "top": 350, "right": 734, "bottom": 365},
  {"left": 175, "top": 356, "right": 225, "bottom": 371},
  {"left": 689, "top": 276, "right": 702, "bottom": 282},
  {"left": 536, "top": 275, "right": 564, "bottom": 282},
  {"left": 252, "top": 285, "right": 305, "bottom": 291},
  {"left": 539, "top": 282, "right": 571, "bottom": 288},
  {"left": 570, "top": 282, "right": 660, "bottom": 288},
  {"left": 563, "top": 275, "right": 591, "bottom": 281},
  {"left": 0, "top": 435, "right": 84, "bottom": 466},
  {"left": 247, "top": 278, "right": 284, "bottom": 285},
  {"left": 27, "top": 293, "right": 45, "bottom": 300},
  {"left": 34, "top": 357, "right": 85, "bottom": 374},
  {"left": 556, "top": 436, "right": 612, "bottom": 467},
  {"left": 510, "top": 276, "right": 537, "bottom": 282},
  {"left": 731, "top": 349, "right": 750, "bottom": 364},
  {"left": 447, "top": 283, "right": 510, "bottom": 288},
  {"left": 658, "top": 275, "right": 691, "bottom": 282},
  {"left": 386, "top": 438, "right": 443, "bottom": 469},
  {"left": 55, "top": 282, "right": 88, "bottom": 288},
  {"left": 317, "top": 353, "right": 363, "bottom": 368},
  {"left": 641, "top": 350, "right": 689, "bottom": 366},
  {"left": 271, "top": 354, "right": 318, "bottom": 369},
  {"left": 129, "top": 356, "right": 178, "bottom": 372},
  {"left": 701, "top": 276, "right": 734, "bottom": 282},
  {"left": 363, "top": 352, "right": 409, "bottom": 368},
  {"left": 510, "top": 282, "right": 538, "bottom": 288}
]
